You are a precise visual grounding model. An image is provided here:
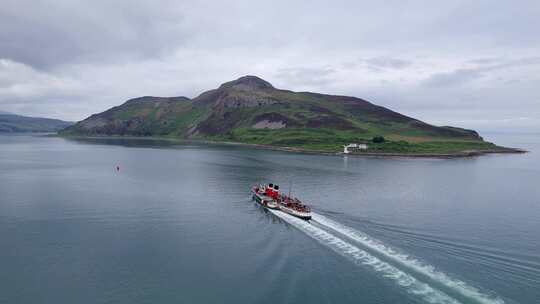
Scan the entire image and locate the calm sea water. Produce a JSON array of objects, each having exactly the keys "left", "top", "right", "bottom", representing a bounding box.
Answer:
[{"left": 0, "top": 133, "right": 538, "bottom": 304}]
